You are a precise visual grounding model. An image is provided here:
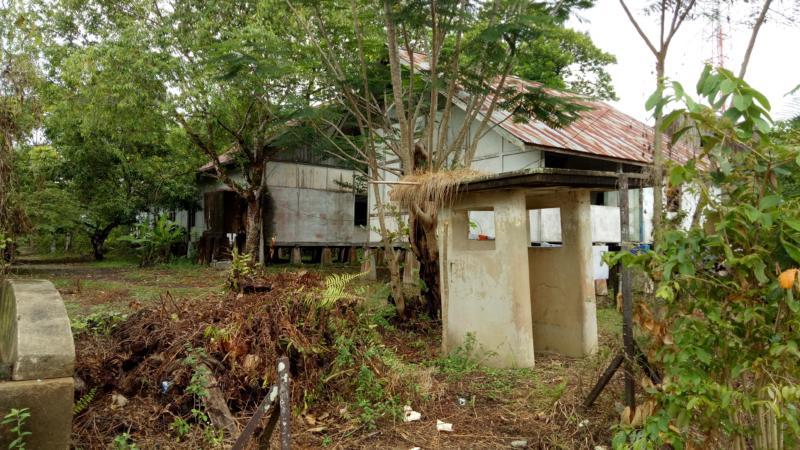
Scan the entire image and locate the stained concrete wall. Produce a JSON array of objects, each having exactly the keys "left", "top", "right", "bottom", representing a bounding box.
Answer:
[
  {"left": 439, "top": 189, "right": 535, "bottom": 368},
  {"left": 1, "top": 279, "right": 74, "bottom": 449},
  {"left": 185, "top": 162, "right": 367, "bottom": 246},
  {"left": 367, "top": 108, "right": 538, "bottom": 244},
  {"left": 526, "top": 191, "right": 598, "bottom": 357}
]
